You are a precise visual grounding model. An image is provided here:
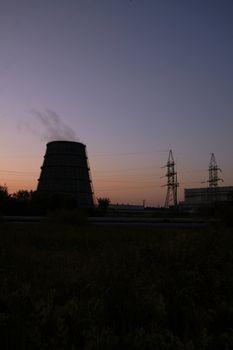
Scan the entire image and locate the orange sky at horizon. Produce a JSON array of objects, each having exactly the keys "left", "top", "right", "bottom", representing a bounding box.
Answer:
[
  {"left": 0, "top": 145, "right": 221, "bottom": 207},
  {"left": 0, "top": 141, "right": 177, "bottom": 206},
  {"left": 1, "top": 121, "right": 232, "bottom": 207}
]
